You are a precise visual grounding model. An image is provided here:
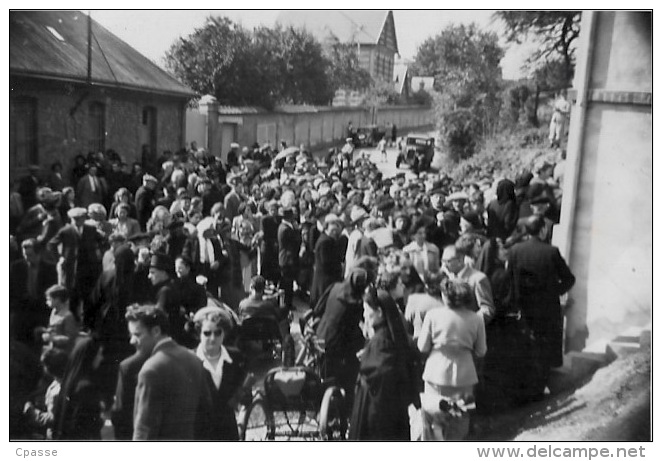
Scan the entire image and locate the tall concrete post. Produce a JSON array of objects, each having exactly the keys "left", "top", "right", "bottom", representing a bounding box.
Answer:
[
  {"left": 198, "top": 94, "right": 219, "bottom": 155},
  {"left": 554, "top": 11, "right": 652, "bottom": 352}
]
